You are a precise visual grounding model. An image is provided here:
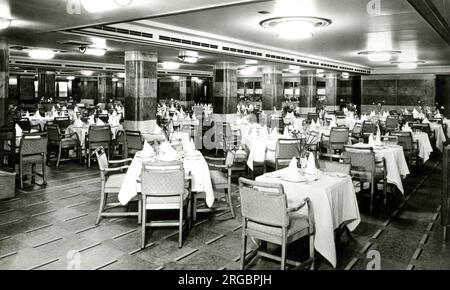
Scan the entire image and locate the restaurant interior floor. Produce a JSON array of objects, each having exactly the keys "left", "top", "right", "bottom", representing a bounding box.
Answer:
[{"left": 0, "top": 151, "right": 449, "bottom": 270}]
